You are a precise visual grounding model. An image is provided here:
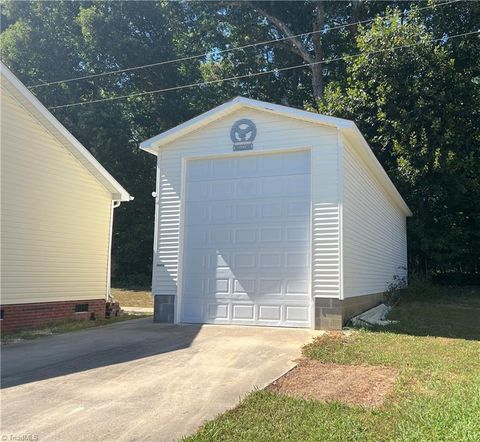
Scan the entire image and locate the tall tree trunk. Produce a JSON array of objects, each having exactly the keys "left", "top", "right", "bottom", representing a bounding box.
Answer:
[
  {"left": 311, "top": 1, "right": 325, "bottom": 100},
  {"left": 311, "top": 64, "right": 323, "bottom": 101},
  {"left": 248, "top": 1, "right": 326, "bottom": 101},
  {"left": 349, "top": 0, "right": 362, "bottom": 39}
]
